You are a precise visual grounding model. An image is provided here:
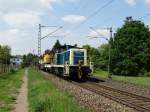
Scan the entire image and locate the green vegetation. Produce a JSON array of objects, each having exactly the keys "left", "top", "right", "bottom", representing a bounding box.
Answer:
[
  {"left": 83, "top": 17, "right": 150, "bottom": 77},
  {"left": 22, "top": 53, "right": 38, "bottom": 68},
  {"left": 0, "top": 69, "right": 24, "bottom": 112},
  {"left": 110, "top": 17, "right": 150, "bottom": 76},
  {"left": 52, "top": 40, "right": 61, "bottom": 52},
  {"left": 82, "top": 45, "right": 101, "bottom": 67},
  {"left": 0, "top": 45, "right": 11, "bottom": 64},
  {"left": 28, "top": 68, "right": 86, "bottom": 112},
  {"left": 95, "top": 69, "right": 150, "bottom": 86}
]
